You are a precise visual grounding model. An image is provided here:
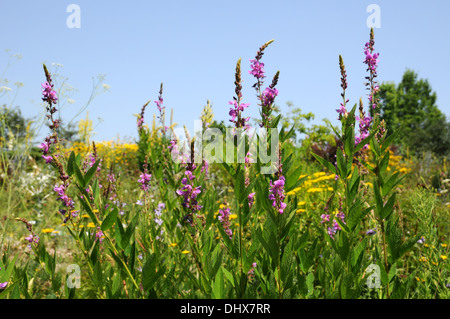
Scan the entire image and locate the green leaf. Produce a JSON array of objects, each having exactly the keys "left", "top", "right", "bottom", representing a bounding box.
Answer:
[
  {"left": 222, "top": 267, "right": 235, "bottom": 288},
  {"left": 381, "top": 192, "right": 396, "bottom": 220},
  {"left": 335, "top": 217, "right": 350, "bottom": 234},
  {"left": 346, "top": 201, "right": 363, "bottom": 232},
  {"left": 9, "top": 282, "right": 20, "bottom": 299},
  {"left": 382, "top": 172, "right": 406, "bottom": 197},
  {"left": 67, "top": 151, "right": 75, "bottom": 176},
  {"left": 271, "top": 114, "right": 282, "bottom": 128},
  {"left": 311, "top": 152, "right": 336, "bottom": 175},
  {"left": 142, "top": 253, "right": 165, "bottom": 293},
  {"left": 93, "top": 261, "right": 103, "bottom": 288},
  {"left": 344, "top": 125, "right": 355, "bottom": 156},
  {"left": 281, "top": 124, "right": 296, "bottom": 143},
  {"left": 217, "top": 223, "right": 237, "bottom": 258},
  {"left": 73, "top": 162, "right": 85, "bottom": 187},
  {"left": 351, "top": 238, "right": 367, "bottom": 268},
  {"left": 212, "top": 268, "right": 225, "bottom": 299},
  {"left": 115, "top": 221, "right": 125, "bottom": 250},
  {"left": 0, "top": 255, "right": 17, "bottom": 283},
  {"left": 80, "top": 197, "right": 99, "bottom": 226},
  {"left": 101, "top": 207, "right": 118, "bottom": 232},
  {"left": 372, "top": 181, "right": 383, "bottom": 219},
  {"left": 379, "top": 150, "right": 390, "bottom": 176},
  {"left": 285, "top": 166, "right": 306, "bottom": 193},
  {"left": 370, "top": 135, "right": 381, "bottom": 159},
  {"left": 84, "top": 159, "right": 100, "bottom": 186},
  {"left": 381, "top": 128, "right": 401, "bottom": 153},
  {"left": 398, "top": 234, "right": 423, "bottom": 262},
  {"left": 141, "top": 253, "right": 157, "bottom": 292},
  {"left": 234, "top": 167, "right": 246, "bottom": 203},
  {"left": 336, "top": 148, "right": 347, "bottom": 178},
  {"left": 295, "top": 231, "right": 309, "bottom": 251},
  {"left": 255, "top": 228, "right": 271, "bottom": 258},
  {"left": 324, "top": 118, "right": 342, "bottom": 141},
  {"left": 121, "top": 215, "right": 138, "bottom": 249},
  {"left": 306, "top": 272, "right": 314, "bottom": 296}
]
